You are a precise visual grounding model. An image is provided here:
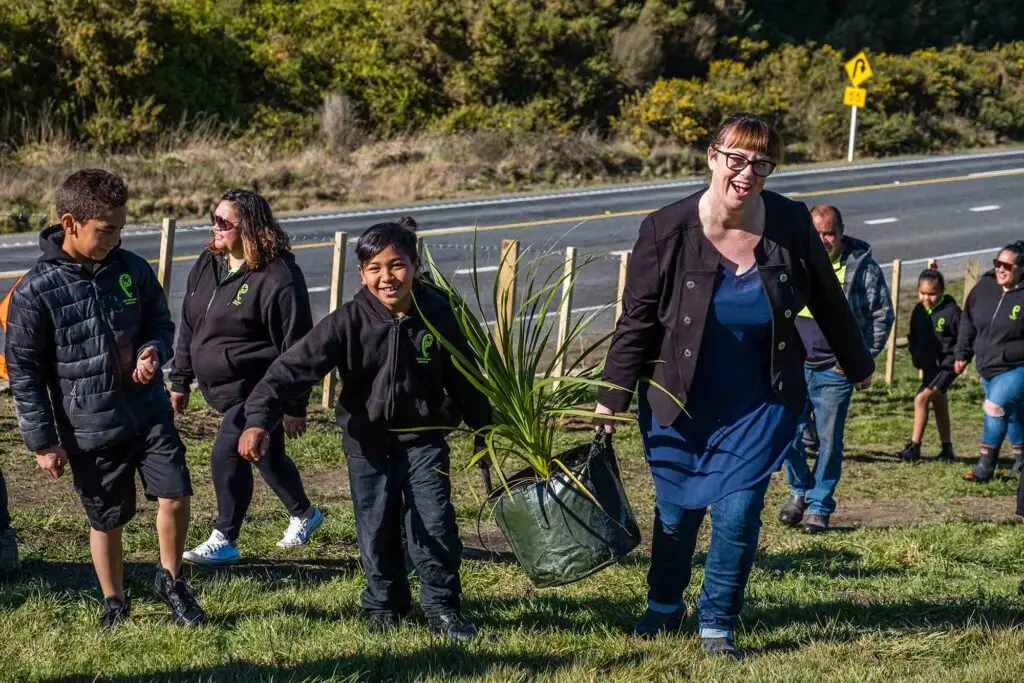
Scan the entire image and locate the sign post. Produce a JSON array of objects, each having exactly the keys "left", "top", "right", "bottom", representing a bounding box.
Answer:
[{"left": 843, "top": 51, "right": 873, "bottom": 162}]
